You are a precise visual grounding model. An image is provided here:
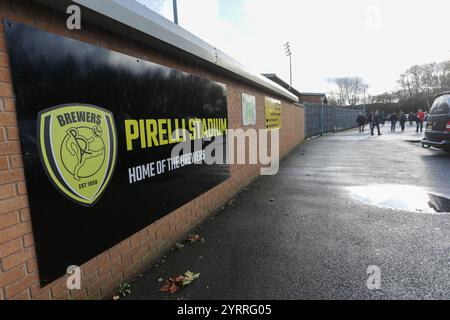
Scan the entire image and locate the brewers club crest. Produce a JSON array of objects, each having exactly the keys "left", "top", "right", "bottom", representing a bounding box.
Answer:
[{"left": 37, "top": 104, "right": 117, "bottom": 206}]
